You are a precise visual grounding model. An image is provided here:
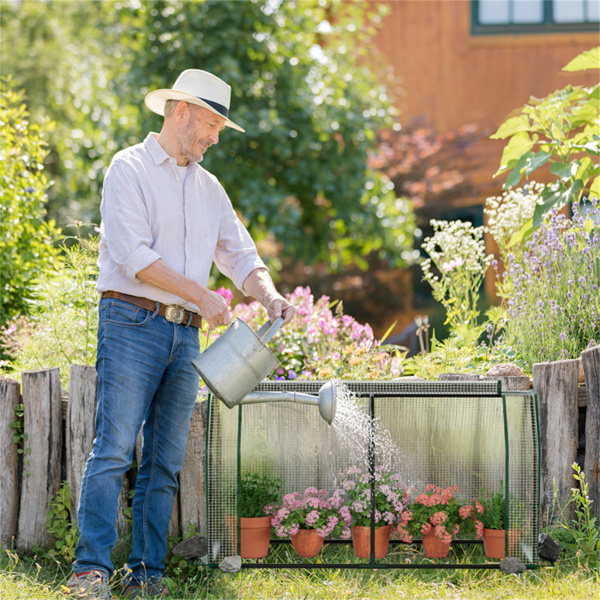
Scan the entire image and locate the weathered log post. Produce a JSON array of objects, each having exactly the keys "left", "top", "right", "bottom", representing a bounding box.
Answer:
[
  {"left": 581, "top": 345, "right": 600, "bottom": 521},
  {"left": 178, "top": 401, "right": 208, "bottom": 537},
  {"left": 1, "top": 378, "right": 21, "bottom": 548},
  {"left": 17, "top": 368, "right": 63, "bottom": 551},
  {"left": 533, "top": 359, "right": 579, "bottom": 526},
  {"left": 67, "top": 365, "right": 98, "bottom": 523}
]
